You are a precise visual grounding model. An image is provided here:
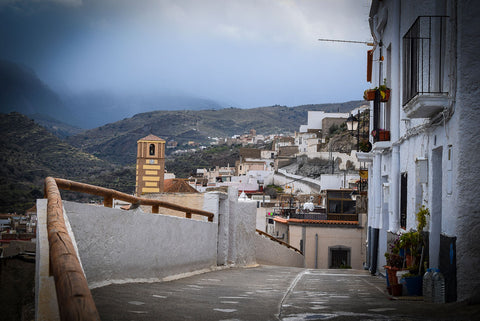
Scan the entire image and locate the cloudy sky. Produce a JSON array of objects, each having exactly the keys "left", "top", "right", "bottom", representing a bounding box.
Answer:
[{"left": 0, "top": 0, "right": 372, "bottom": 108}]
